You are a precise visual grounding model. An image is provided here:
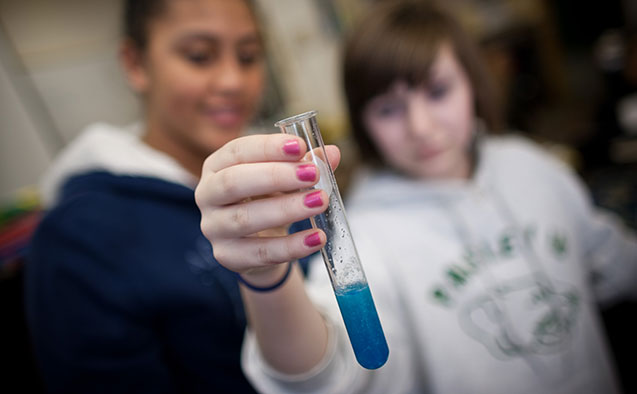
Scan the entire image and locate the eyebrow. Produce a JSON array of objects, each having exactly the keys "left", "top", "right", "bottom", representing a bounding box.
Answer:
[{"left": 175, "top": 32, "right": 261, "bottom": 46}]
